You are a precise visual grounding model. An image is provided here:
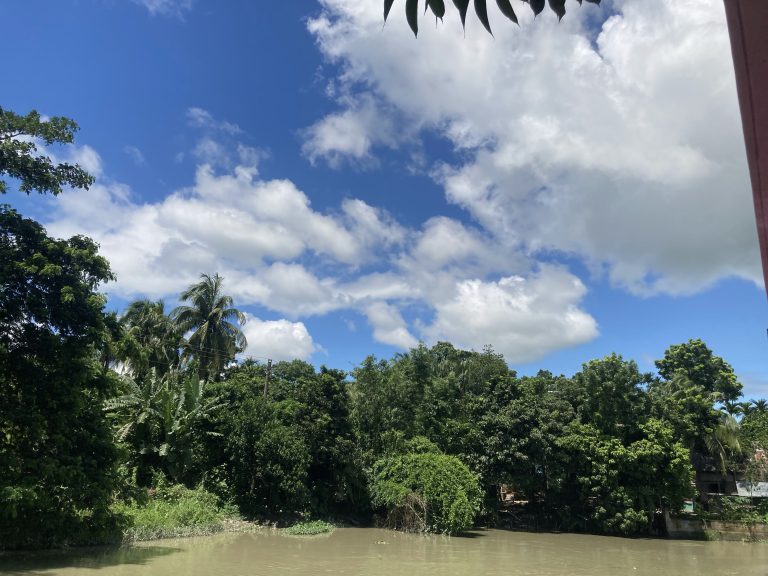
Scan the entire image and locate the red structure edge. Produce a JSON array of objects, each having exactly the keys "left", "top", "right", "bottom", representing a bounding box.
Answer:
[{"left": 724, "top": 0, "right": 768, "bottom": 297}]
